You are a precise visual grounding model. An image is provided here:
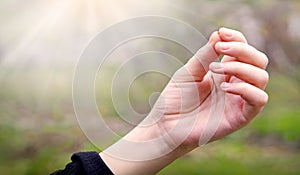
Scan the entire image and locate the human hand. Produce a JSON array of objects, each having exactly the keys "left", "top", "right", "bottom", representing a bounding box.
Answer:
[
  {"left": 147, "top": 27, "right": 269, "bottom": 149},
  {"left": 100, "top": 28, "right": 269, "bottom": 175}
]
